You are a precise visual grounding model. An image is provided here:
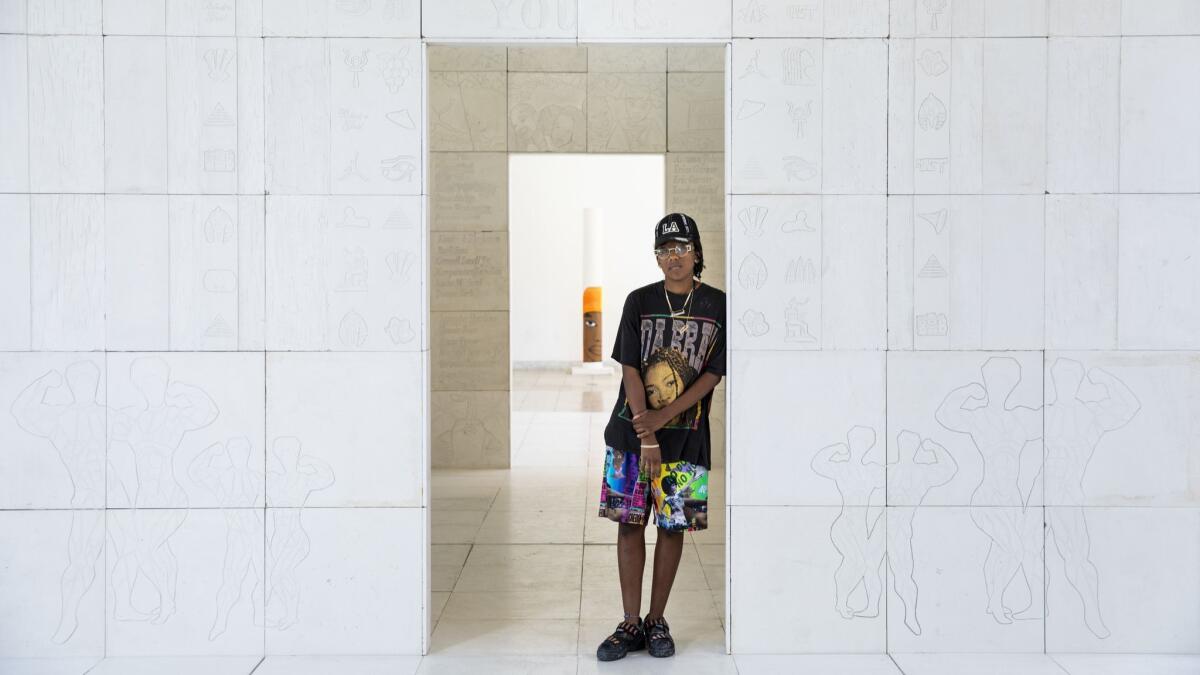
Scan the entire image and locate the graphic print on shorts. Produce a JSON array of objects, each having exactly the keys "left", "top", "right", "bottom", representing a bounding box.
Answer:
[
  {"left": 598, "top": 445, "right": 647, "bottom": 525},
  {"left": 598, "top": 446, "right": 709, "bottom": 532},
  {"left": 651, "top": 461, "right": 709, "bottom": 532}
]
